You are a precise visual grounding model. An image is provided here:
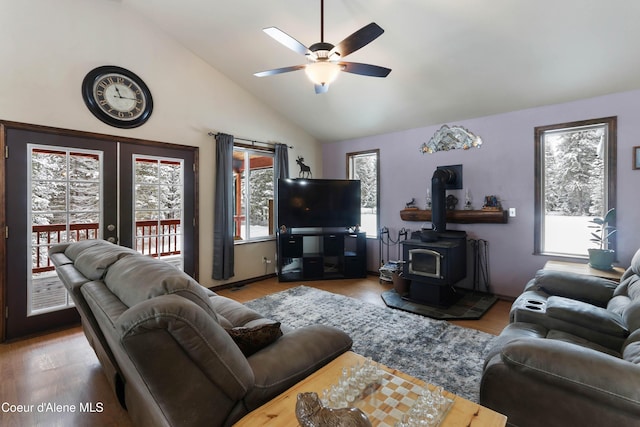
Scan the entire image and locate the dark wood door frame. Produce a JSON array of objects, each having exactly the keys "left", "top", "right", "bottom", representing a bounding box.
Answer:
[{"left": 0, "top": 120, "right": 200, "bottom": 342}]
